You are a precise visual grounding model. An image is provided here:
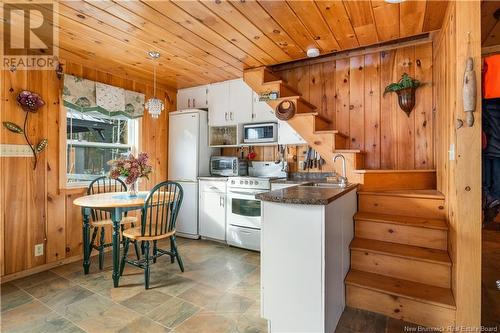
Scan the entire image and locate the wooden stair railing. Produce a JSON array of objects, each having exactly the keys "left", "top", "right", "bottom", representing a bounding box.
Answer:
[{"left": 243, "top": 66, "right": 363, "bottom": 170}]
